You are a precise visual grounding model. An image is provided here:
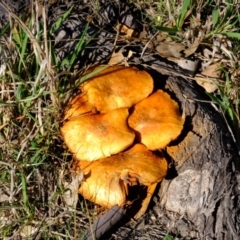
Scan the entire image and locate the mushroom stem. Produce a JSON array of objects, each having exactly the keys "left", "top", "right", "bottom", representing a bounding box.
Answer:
[{"left": 134, "top": 182, "right": 158, "bottom": 219}]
